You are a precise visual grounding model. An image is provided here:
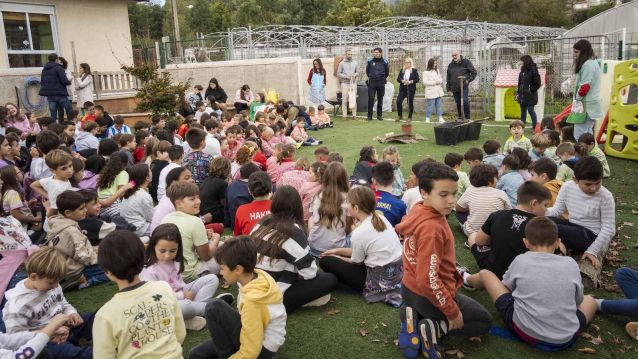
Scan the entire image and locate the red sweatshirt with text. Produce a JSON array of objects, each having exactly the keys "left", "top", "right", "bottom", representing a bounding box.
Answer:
[{"left": 396, "top": 203, "right": 462, "bottom": 320}]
